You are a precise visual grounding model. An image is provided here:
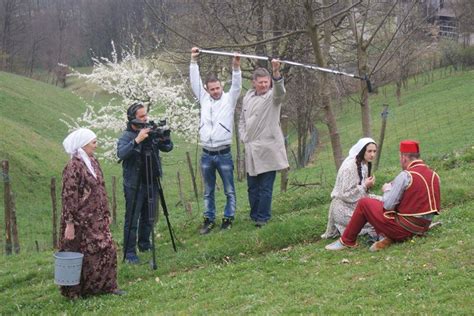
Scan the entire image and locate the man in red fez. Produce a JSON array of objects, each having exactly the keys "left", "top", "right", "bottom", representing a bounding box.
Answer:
[{"left": 325, "top": 140, "right": 441, "bottom": 251}]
